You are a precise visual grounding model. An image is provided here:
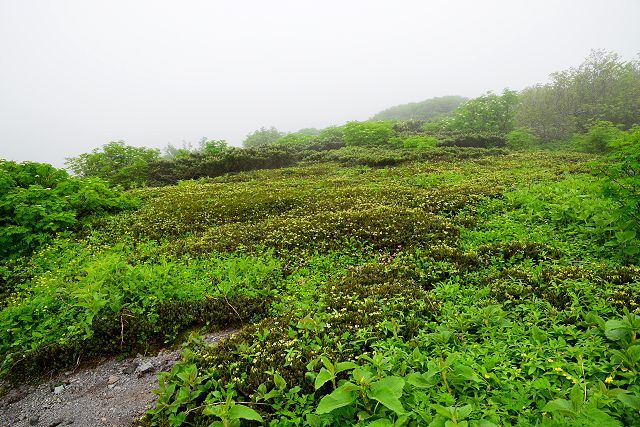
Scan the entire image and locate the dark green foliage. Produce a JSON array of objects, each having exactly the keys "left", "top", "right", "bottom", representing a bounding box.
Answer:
[
  {"left": 506, "top": 127, "right": 539, "bottom": 150},
  {"left": 573, "top": 121, "right": 624, "bottom": 153},
  {"left": 152, "top": 262, "right": 437, "bottom": 423},
  {"left": 65, "top": 141, "right": 161, "bottom": 188},
  {"left": 371, "top": 96, "right": 468, "bottom": 121},
  {"left": 308, "top": 146, "right": 412, "bottom": 167},
  {"left": 436, "top": 132, "right": 506, "bottom": 148},
  {"left": 475, "top": 241, "right": 562, "bottom": 264},
  {"left": 0, "top": 160, "right": 135, "bottom": 260},
  {"left": 147, "top": 146, "right": 298, "bottom": 185}
]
